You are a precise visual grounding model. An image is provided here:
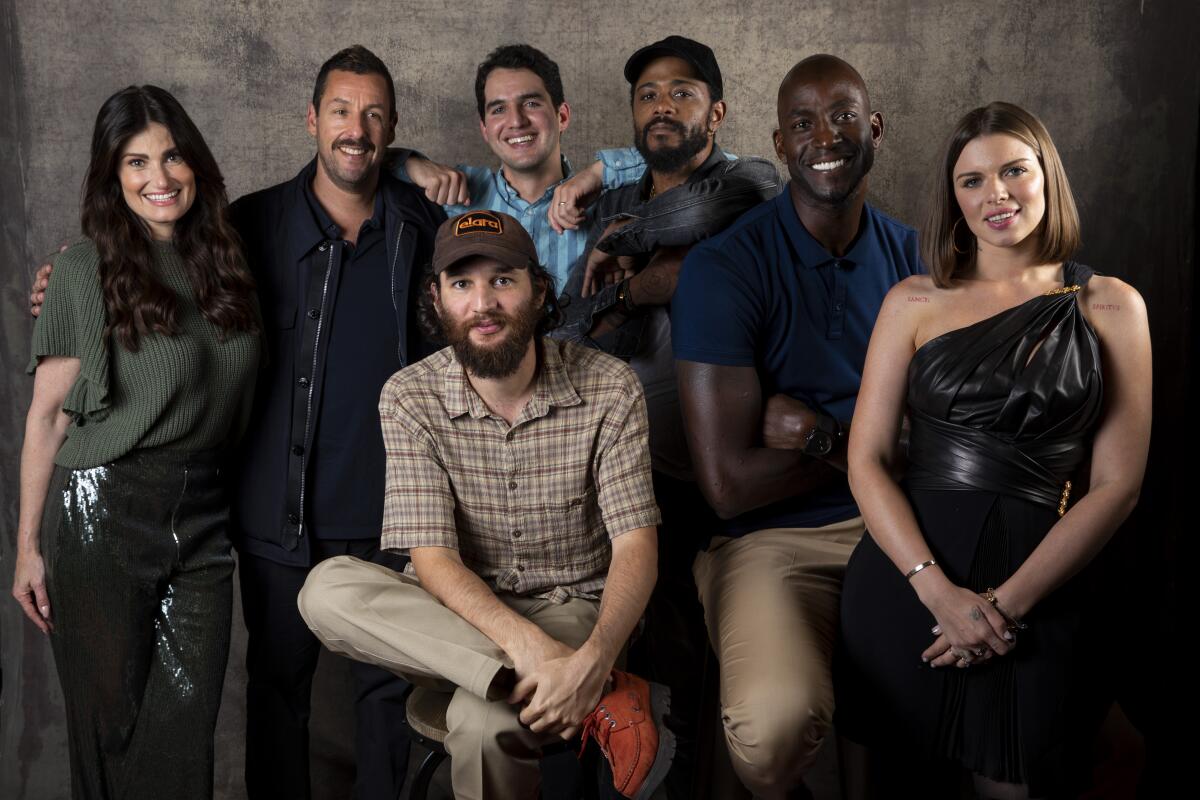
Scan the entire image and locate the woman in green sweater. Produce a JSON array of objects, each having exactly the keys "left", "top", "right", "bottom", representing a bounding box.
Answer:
[{"left": 12, "top": 85, "right": 260, "bottom": 799}]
